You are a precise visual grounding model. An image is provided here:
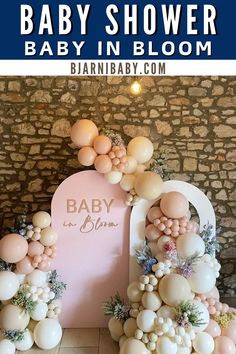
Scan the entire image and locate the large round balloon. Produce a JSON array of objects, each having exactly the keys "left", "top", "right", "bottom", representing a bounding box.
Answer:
[
  {"left": 222, "top": 320, "right": 236, "bottom": 344},
  {"left": 159, "top": 274, "right": 192, "bottom": 306},
  {"left": 136, "top": 309, "right": 157, "bottom": 332},
  {"left": 127, "top": 137, "right": 153, "bottom": 164},
  {"left": 193, "top": 332, "right": 215, "bottom": 354},
  {"left": 142, "top": 291, "right": 162, "bottom": 311},
  {"left": 213, "top": 336, "right": 236, "bottom": 354},
  {"left": 176, "top": 232, "right": 205, "bottom": 259},
  {"left": 32, "top": 211, "right": 51, "bottom": 229},
  {"left": 70, "top": 119, "right": 98, "bottom": 147},
  {"left": 40, "top": 227, "right": 58, "bottom": 246},
  {"left": 205, "top": 319, "right": 221, "bottom": 338},
  {"left": 108, "top": 317, "right": 124, "bottom": 339},
  {"left": 0, "top": 271, "right": 19, "bottom": 301},
  {"left": 160, "top": 192, "right": 189, "bottom": 219},
  {"left": 188, "top": 263, "right": 216, "bottom": 294},
  {"left": 127, "top": 281, "right": 143, "bottom": 302},
  {"left": 1, "top": 304, "right": 30, "bottom": 330},
  {"left": 134, "top": 172, "right": 163, "bottom": 200},
  {"left": 123, "top": 318, "right": 137, "bottom": 338},
  {"left": 156, "top": 336, "right": 177, "bottom": 354},
  {"left": 120, "top": 338, "right": 151, "bottom": 354},
  {"left": 0, "top": 339, "right": 15, "bottom": 354},
  {"left": 34, "top": 319, "right": 62, "bottom": 350},
  {"left": 28, "top": 241, "right": 44, "bottom": 257},
  {"left": 78, "top": 146, "right": 97, "bottom": 166},
  {"left": 16, "top": 256, "right": 34, "bottom": 275},
  {"left": 189, "top": 300, "right": 209, "bottom": 332},
  {"left": 93, "top": 135, "right": 112, "bottom": 154},
  {"left": 15, "top": 329, "right": 34, "bottom": 351},
  {"left": 0, "top": 233, "right": 28, "bottom": 263}
]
